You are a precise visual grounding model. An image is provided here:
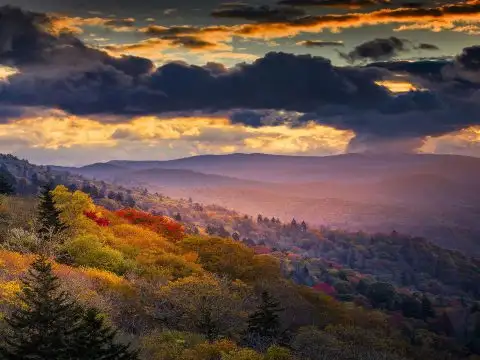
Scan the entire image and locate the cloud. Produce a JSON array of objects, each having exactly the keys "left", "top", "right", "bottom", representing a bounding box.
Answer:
[
  {"left": 230, "top": 1, "right": 480, "bottom": 39},
  {"left": 340, "top": 36, "right": 409, "bottom": 63},
  {"left": 0, "top": 6, "right": 154, "bottom": 74},
  {"left": 297, "top": 40, "right": 344, "bottom": 47},
  {"left": 421, "top": 126, "right": 480, "bottom": 157},
  {"left": 229, "top": 109, "right": 301, "bottom": 127},
  {"left": 277, "top": 0, "right": 389, "bottom": 9},
  {"left": 340, "top": 37, "right": 439, "bottom": 63},
  {"left": 0, "top": 111, "right": 354, "bottom": 165},
  {"left": 164, "top": 8, "right": 177, "bottom": 16},
  {"left": 103, "top": 18, "right": 136, "bottom": 29},
  {"left": 2, "top": 5, "right": 480, "bottom": 155},
  {"left": 211, "top": 4, "right": 306, "bottom": 22},
  {"left": 416, "top": 43, "right": 440, "bottom": 50},
  {"left": 49, "top": 15, "right": 137, "bottom": 34}
]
